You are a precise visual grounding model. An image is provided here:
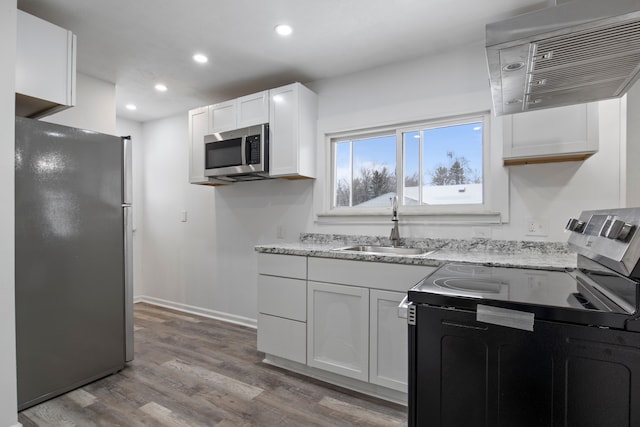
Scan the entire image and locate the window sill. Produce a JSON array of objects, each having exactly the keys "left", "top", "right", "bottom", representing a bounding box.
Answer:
[{"left": 316, "top": 209, "right": 503, "bottom": 225}]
